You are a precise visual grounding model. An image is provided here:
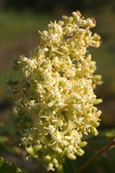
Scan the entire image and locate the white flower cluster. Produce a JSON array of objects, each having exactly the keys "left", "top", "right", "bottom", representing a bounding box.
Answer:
[{"left": 6, "top": 11, "right": 102, "bottom": 171}]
